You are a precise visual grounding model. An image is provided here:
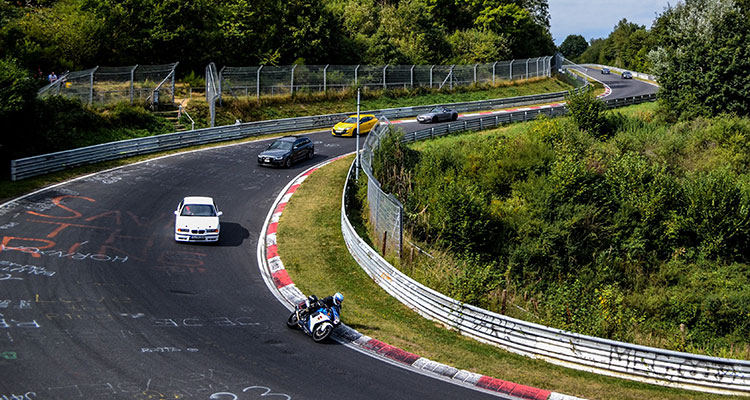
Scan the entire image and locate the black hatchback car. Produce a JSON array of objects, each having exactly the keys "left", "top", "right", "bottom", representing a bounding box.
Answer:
[{"left": 258, "top": 136, "right": 314, "bottom": 168}]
